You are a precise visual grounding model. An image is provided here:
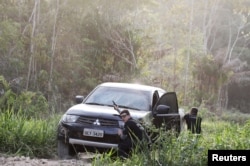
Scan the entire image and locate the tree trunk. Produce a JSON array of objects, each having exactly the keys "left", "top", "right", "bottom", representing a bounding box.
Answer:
[
  {"left": 26, "top": 0, "right": 39, "bottom": 90},
  {"left": 184, "top": 0, "right": 194, "bottom": 105},
  {"left": 48, "top": 0, "right": 59, "bottom": 105}
]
